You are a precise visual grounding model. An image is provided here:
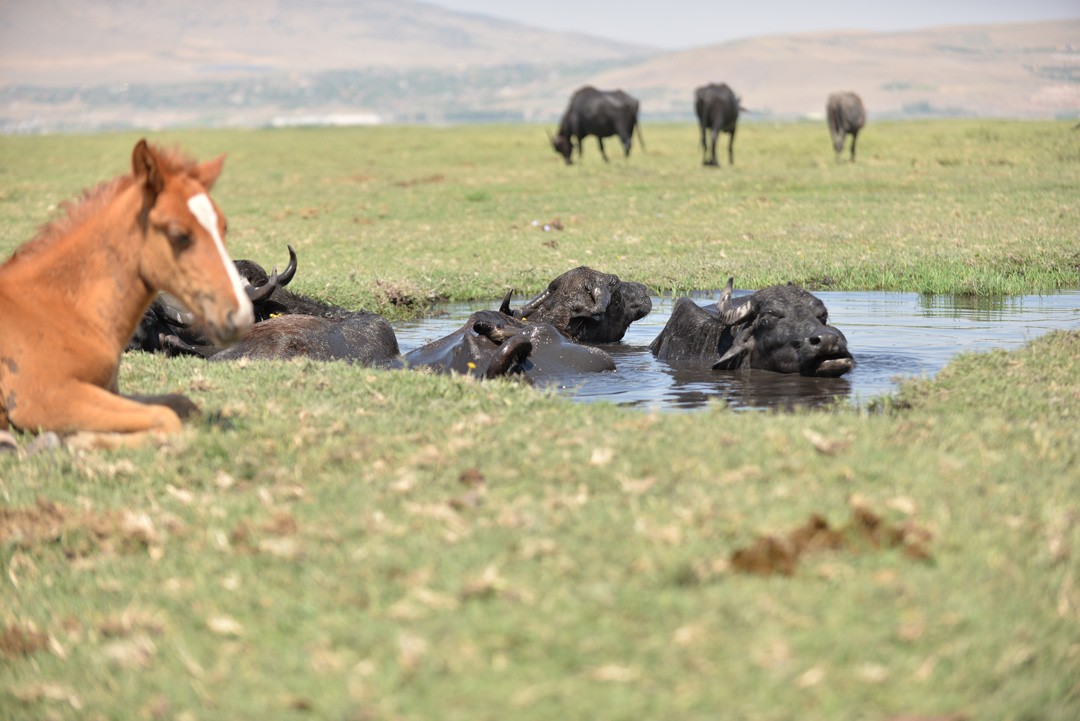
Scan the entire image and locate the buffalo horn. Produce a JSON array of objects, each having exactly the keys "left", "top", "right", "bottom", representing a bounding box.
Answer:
[
  {"left": 485, "top": 336, "right": 532, "bottom": 379},
  {"left": 717, "top": 278, "right": 755, "bottom": 326},
  {"left": 473, "top": 320, "right": 515, "bottom": 344},
  {"left": 278, "top": 244, "right": 298, "bottom": 287},
  {"left": 245, "top": 271, "right": 278, "bottom": 303},
  {"left": 517, "top": 288, "right": 551, "bottom": 319},
  {"left": 499, "top": 288, "right": 515, "bottom": 316}
]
